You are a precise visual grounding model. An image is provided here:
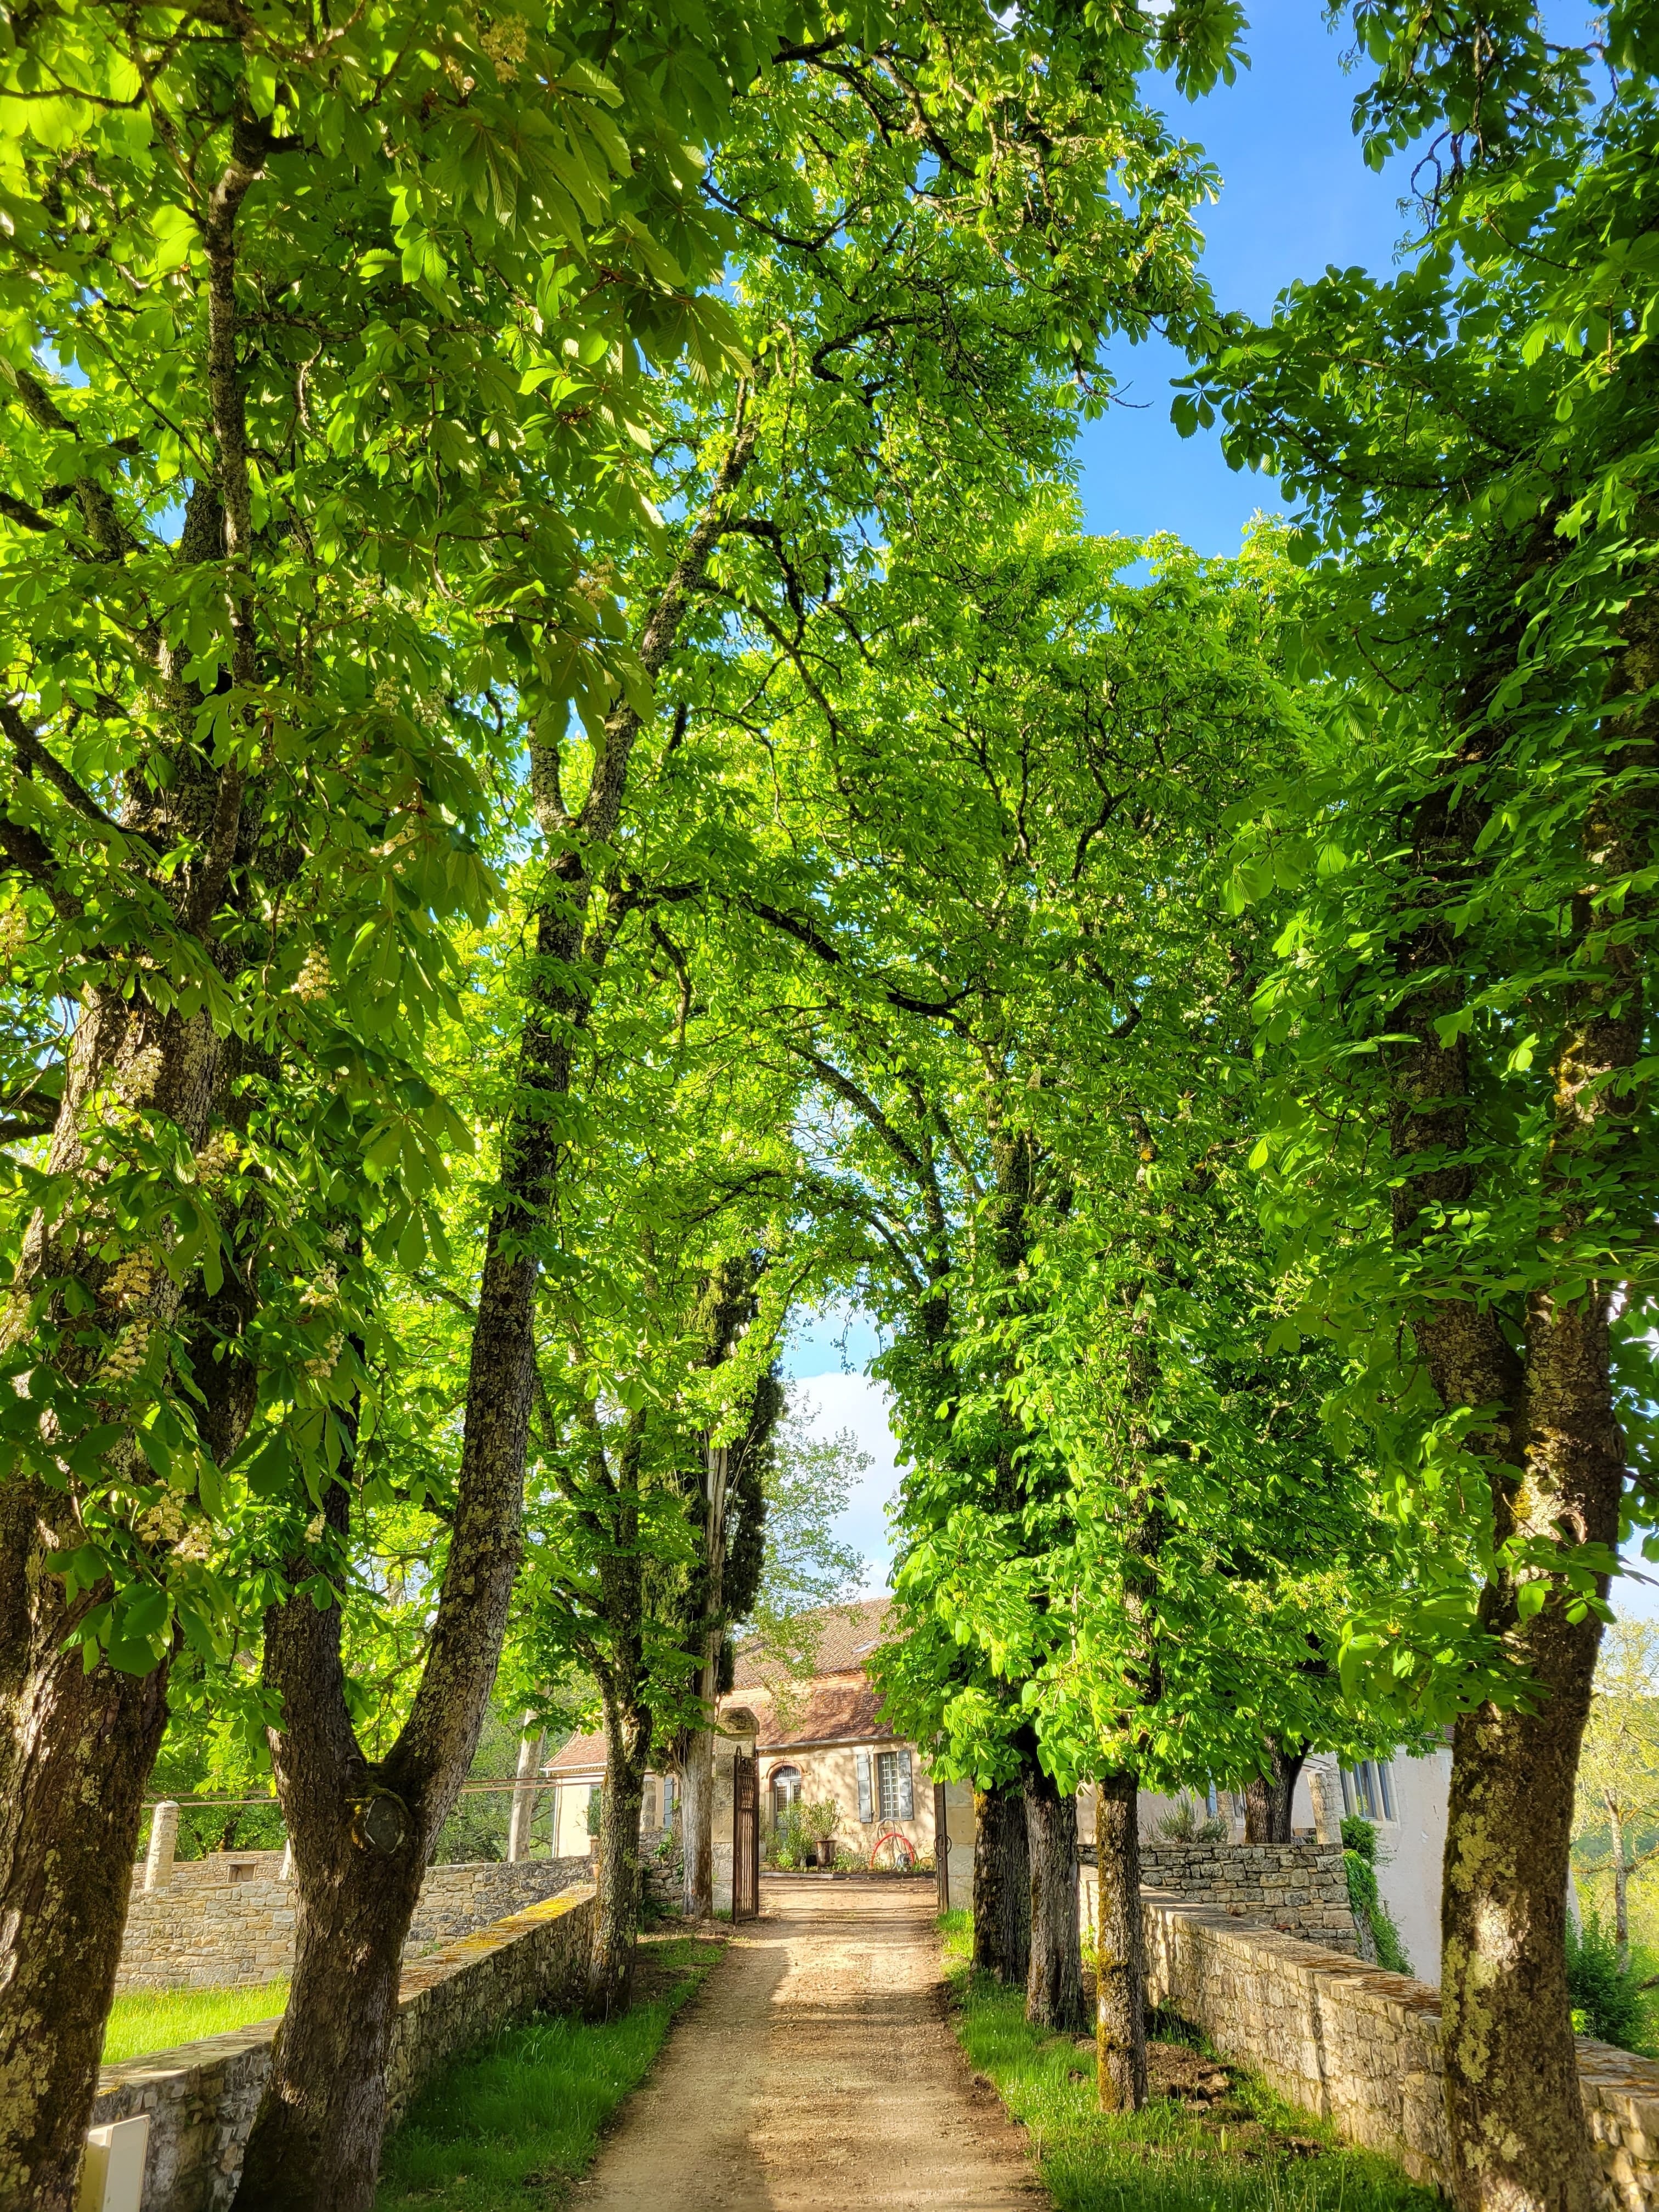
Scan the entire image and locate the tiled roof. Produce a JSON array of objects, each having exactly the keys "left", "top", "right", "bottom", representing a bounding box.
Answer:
[
  {"left": 754, "top": 1679, "right": 900, "bottom": 1751},
  {"left": 544, "top": 1729, "right": 606, "bottom": 1776},
  {"left": 731, "top": 1597, "right": 893, "bottom": 1689}
]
